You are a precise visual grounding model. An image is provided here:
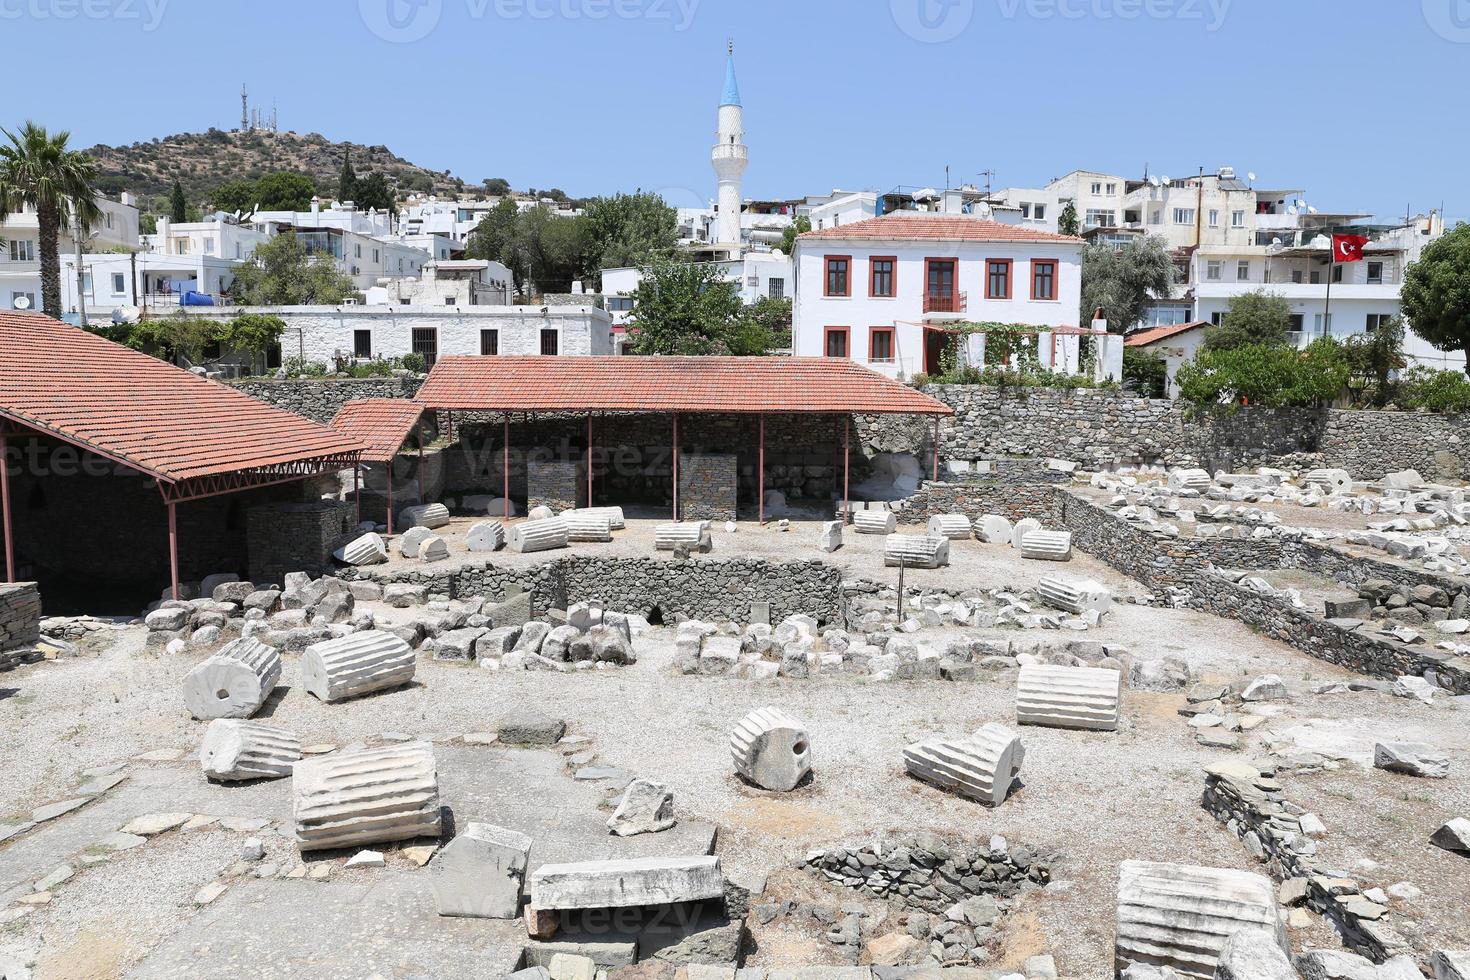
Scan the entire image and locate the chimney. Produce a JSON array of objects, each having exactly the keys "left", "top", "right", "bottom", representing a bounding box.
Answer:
[
  {"left": 120, "top": 191, "right": 136, "bottom": 208},
  {"left": 310, "top": 196, "right": 321, "bottom": 220},
  {"left": 1091, "top": 307, "right": 1108, "bottom": 333}
]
